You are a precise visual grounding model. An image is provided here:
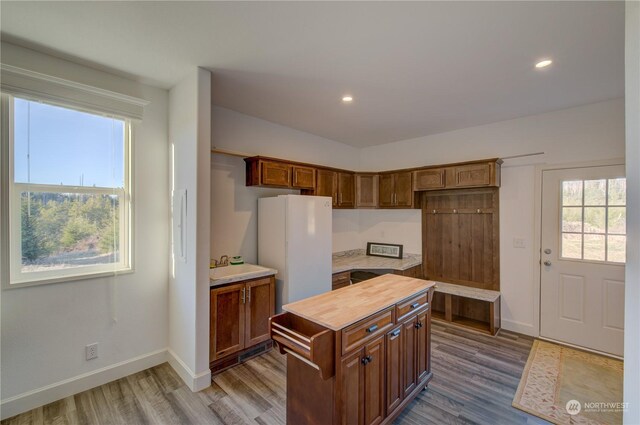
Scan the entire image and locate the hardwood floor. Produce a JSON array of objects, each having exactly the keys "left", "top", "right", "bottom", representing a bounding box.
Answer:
[{"left": 2, "top": 322, "right": 549, "bottom": 425}]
